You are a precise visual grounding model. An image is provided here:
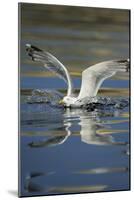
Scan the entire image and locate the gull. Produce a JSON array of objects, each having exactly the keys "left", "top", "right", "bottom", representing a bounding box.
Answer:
[{"left": 26, "top": 44, "right": 129, "bottom": 107}]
